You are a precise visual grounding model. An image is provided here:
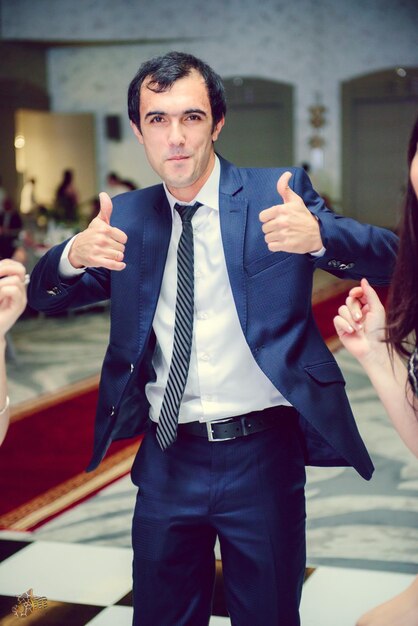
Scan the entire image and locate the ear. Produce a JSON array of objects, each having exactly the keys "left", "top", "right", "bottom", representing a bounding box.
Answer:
[
  {"left": 212, "top": 116, "right": 225, "bottom": 142},
  {"left": 130, "top": 120, "right": 144, "bottom": 145}
]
